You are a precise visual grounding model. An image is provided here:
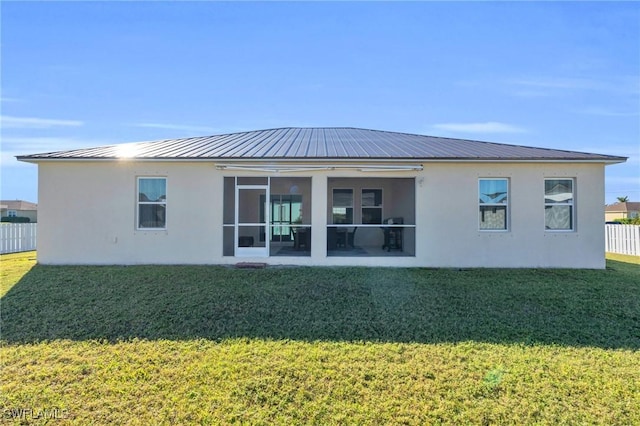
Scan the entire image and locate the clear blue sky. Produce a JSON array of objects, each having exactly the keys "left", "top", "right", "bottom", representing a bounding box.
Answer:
[{"left": 2, "top": 2, "right": 638, "bottom": 204}]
